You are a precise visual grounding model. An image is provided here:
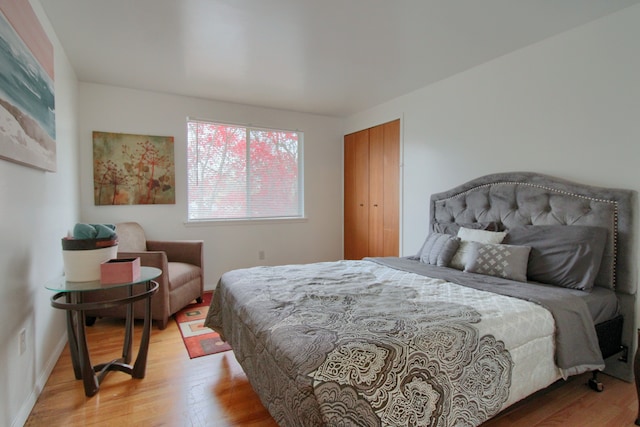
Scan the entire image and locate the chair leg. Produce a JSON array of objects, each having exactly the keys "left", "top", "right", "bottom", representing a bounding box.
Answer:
[
  {"left": 85, "top": 316, "right": 97, "bottom": 326},
  {"left": 196, "top": 296, "right": 203, "bottom": 304},
  {"left": 157, "top": 317, "right": 168, "bottom": 330}
]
